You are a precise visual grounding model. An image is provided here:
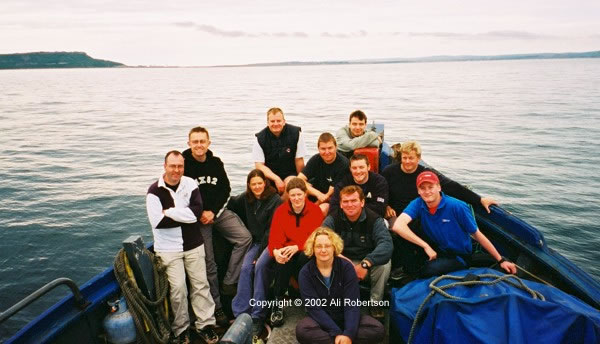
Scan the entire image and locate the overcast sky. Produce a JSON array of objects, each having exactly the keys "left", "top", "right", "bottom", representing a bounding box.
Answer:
[{"left": 1, "top": 0, "right": 599, "bottom": 66}]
